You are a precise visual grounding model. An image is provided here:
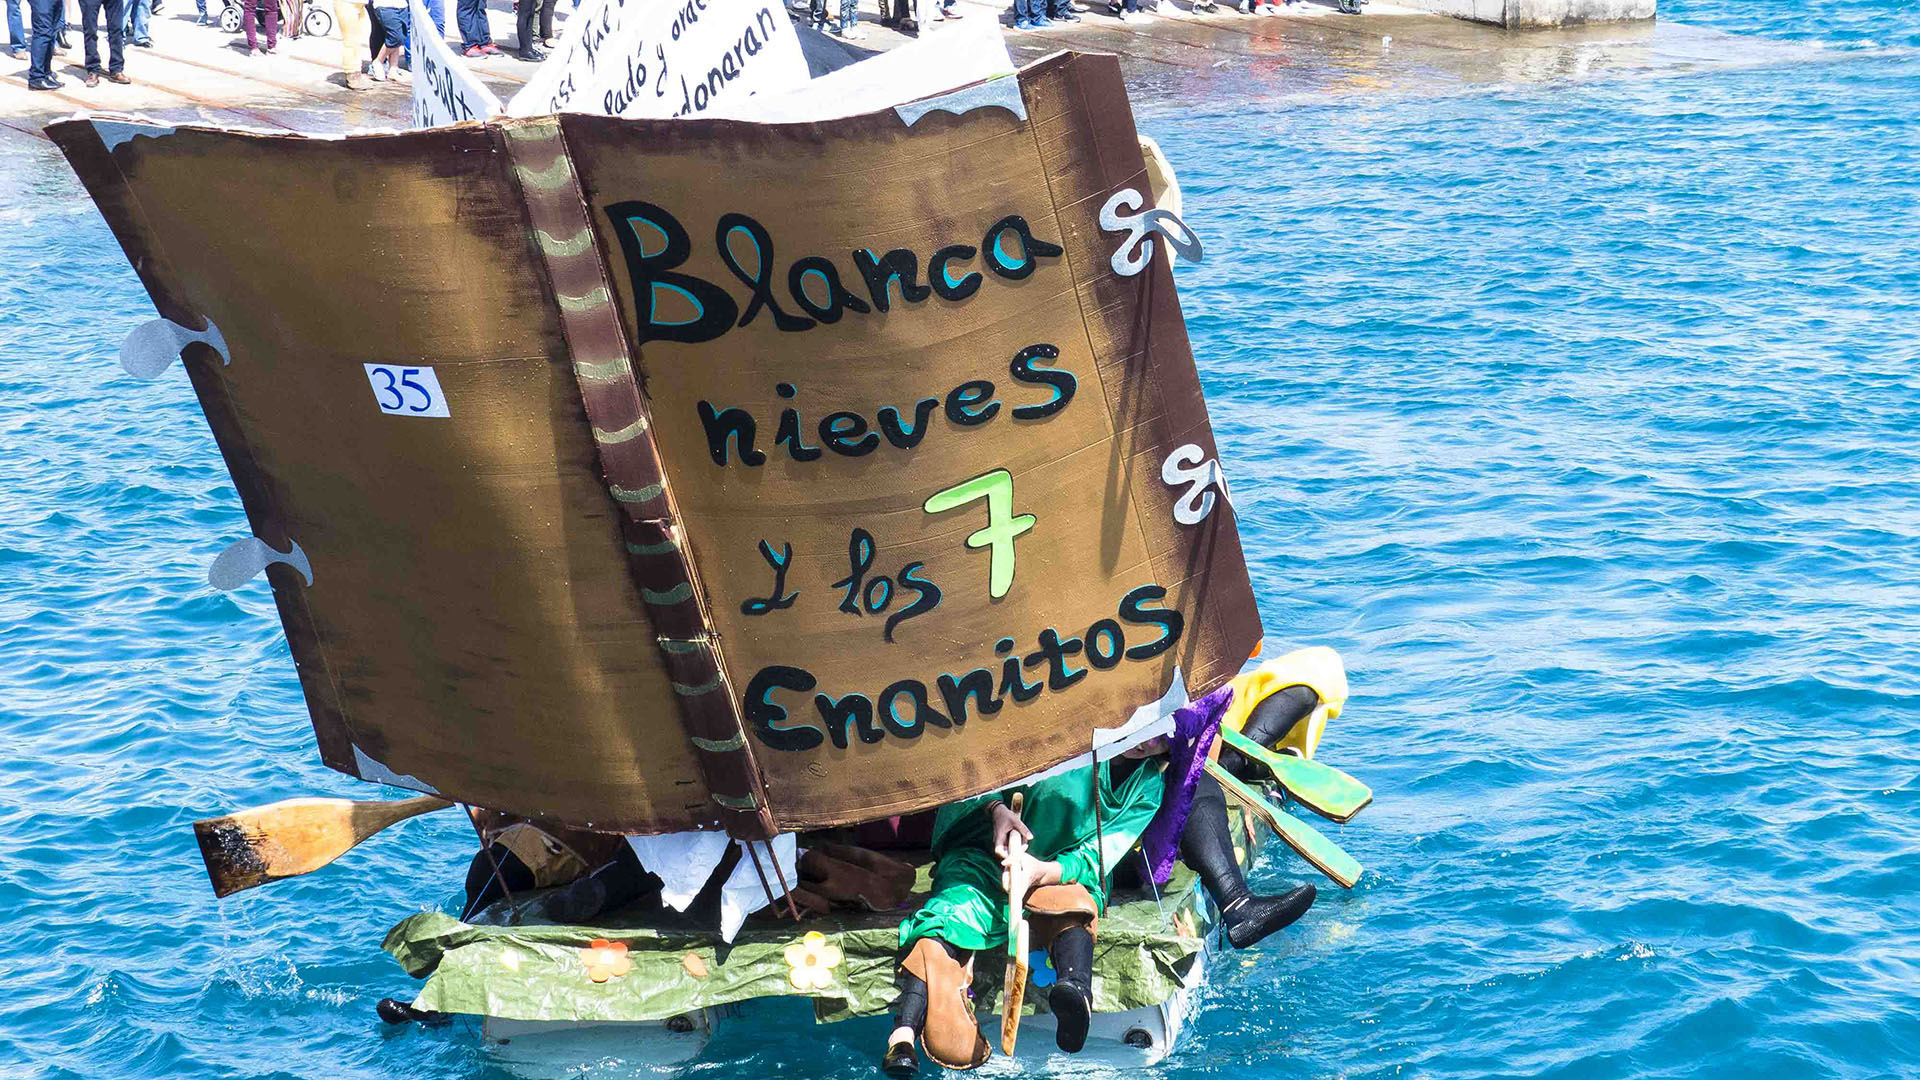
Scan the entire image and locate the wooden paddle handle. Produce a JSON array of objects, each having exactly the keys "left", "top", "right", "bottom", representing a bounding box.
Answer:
[
  {"left": 1000, "top": 791, "right": 1030, "bottom": 1055},
  {"left": 194, "top": 794, "right": 453, "bottom": 898}
]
